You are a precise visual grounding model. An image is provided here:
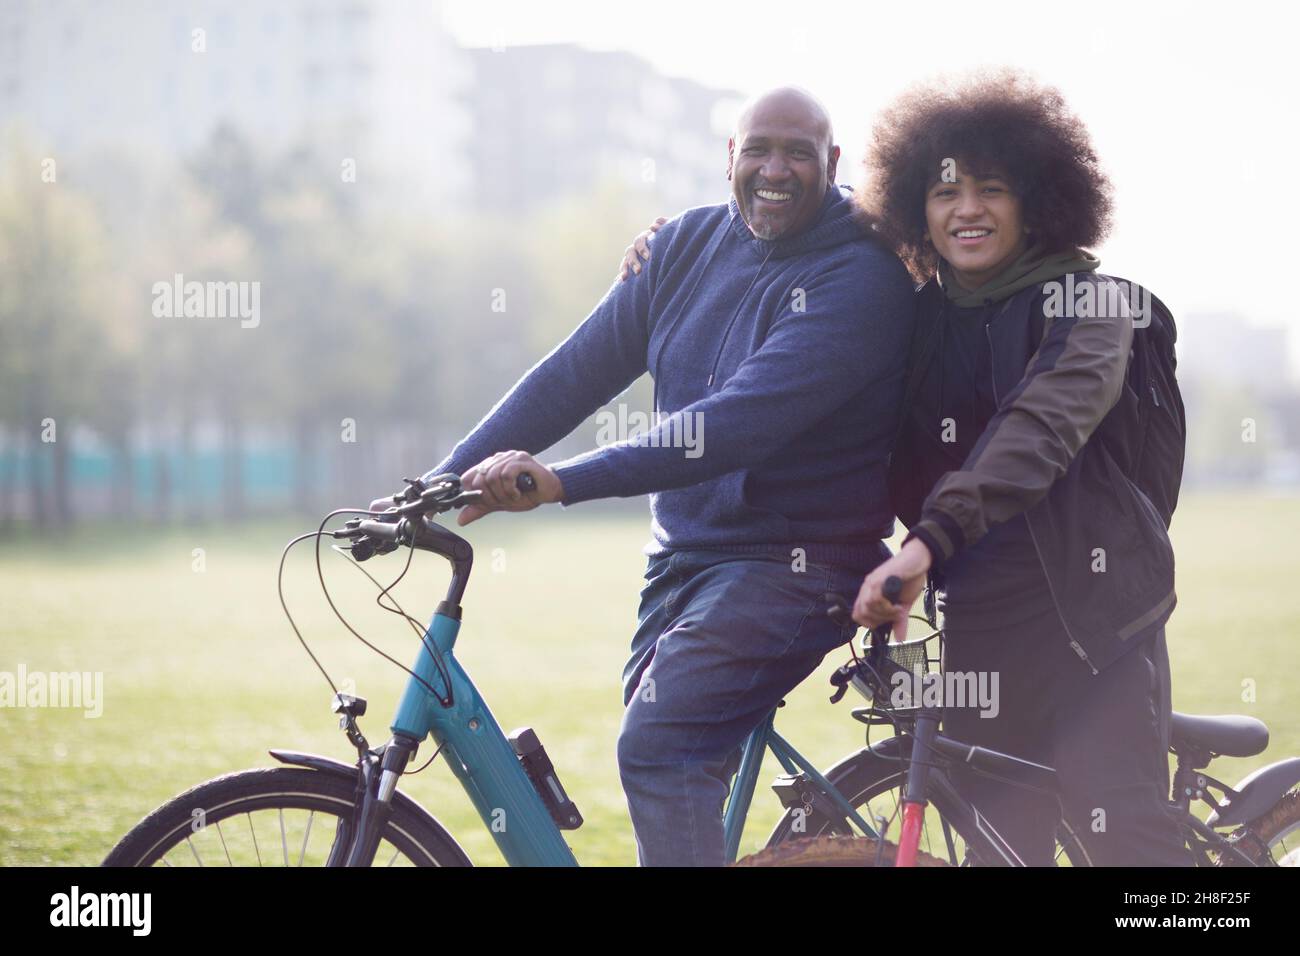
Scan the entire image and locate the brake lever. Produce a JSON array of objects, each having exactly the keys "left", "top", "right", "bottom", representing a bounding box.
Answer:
[
  {"left": 825, "top": 576, "right": 902, "bottom": 699},
  {"left": 826, "top": 600, "right": 863, "bottom": 703},
  {"left": 439, "top": 489, "right": 483, "bottom": 511},
  {"left": 333, "top": 517, "right": 401, "bottom": 562},
  {"left": 829, "top": 664, "right": 856, "bottom": 704},
  {"left": 392, "top": 488, "right": 482, "bottom": 518}
]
